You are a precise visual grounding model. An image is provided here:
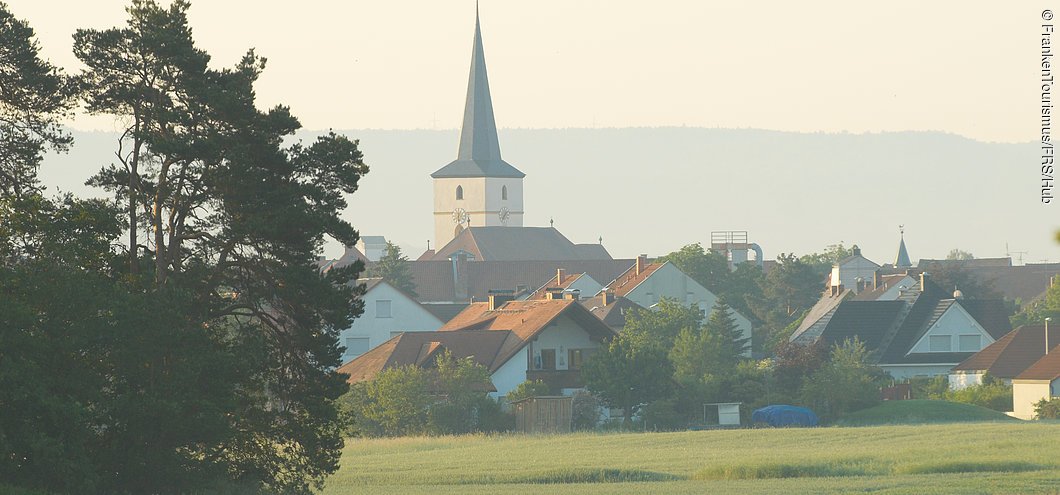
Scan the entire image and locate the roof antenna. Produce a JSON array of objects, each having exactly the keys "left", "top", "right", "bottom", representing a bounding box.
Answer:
[{"left": 550, "top": 217, "right": 554, "bottom": 228}]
